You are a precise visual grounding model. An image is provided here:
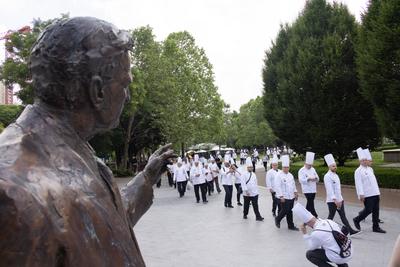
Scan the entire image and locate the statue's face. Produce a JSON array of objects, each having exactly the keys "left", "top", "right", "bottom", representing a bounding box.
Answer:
[{"left": 99, "top": 52, "right": 132, "bottom": 130}]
